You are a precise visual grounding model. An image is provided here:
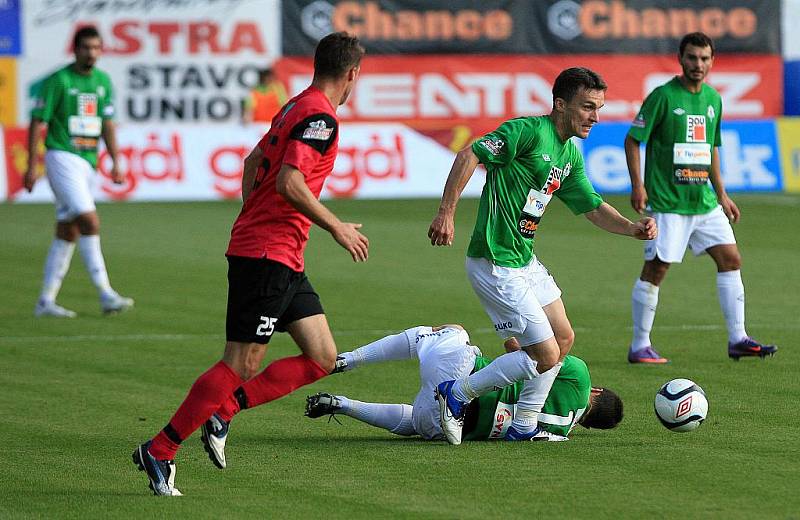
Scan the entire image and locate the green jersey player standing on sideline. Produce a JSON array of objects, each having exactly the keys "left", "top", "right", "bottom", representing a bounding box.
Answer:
[
  {"left": 624, "top": 32, "right": 777, "bottom": 364},
  {"left": 305, "top": 326, "right": 623, "bottom": 440},
  {"left": 24, "top": 26, "right": 133, "bottom": 317},
  {"left": 427, "top": 67, "right": 655, "bottom": 445}
]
